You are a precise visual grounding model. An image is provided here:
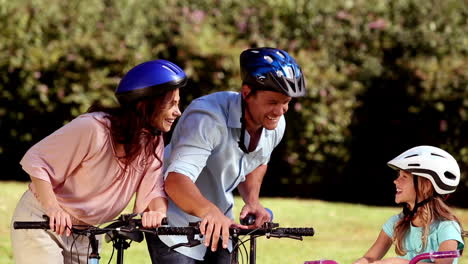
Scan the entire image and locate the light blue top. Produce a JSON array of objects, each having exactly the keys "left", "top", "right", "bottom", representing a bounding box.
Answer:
[
  {"left": 383, "top": 214, "right": 464, "bottom": 263},
  {"left": 159, "top": 91, "right": 285, "bottom": 260}
]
